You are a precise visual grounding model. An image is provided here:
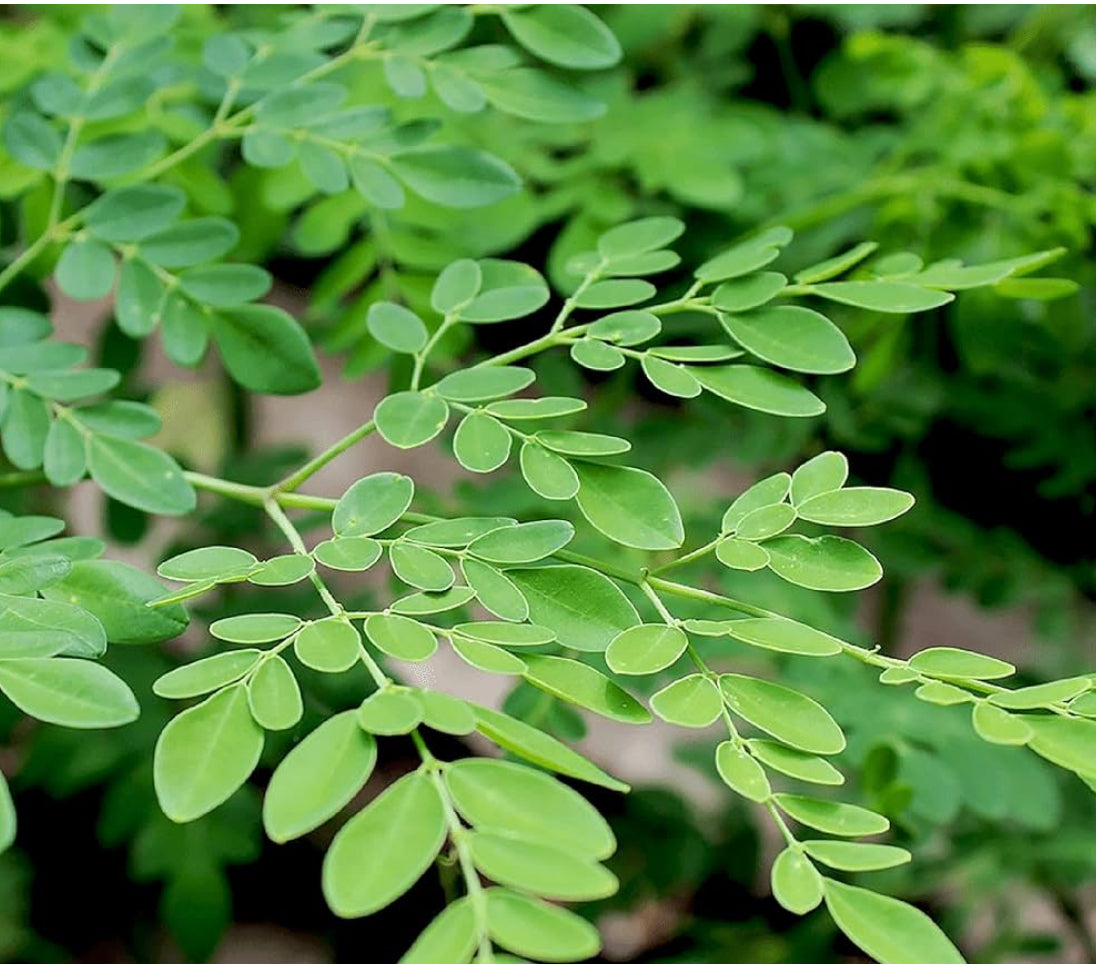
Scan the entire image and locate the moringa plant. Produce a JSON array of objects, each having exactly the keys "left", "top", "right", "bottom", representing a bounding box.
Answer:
[{"left": 0, "top": 6, "right": 1092, "bottom": 964}]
